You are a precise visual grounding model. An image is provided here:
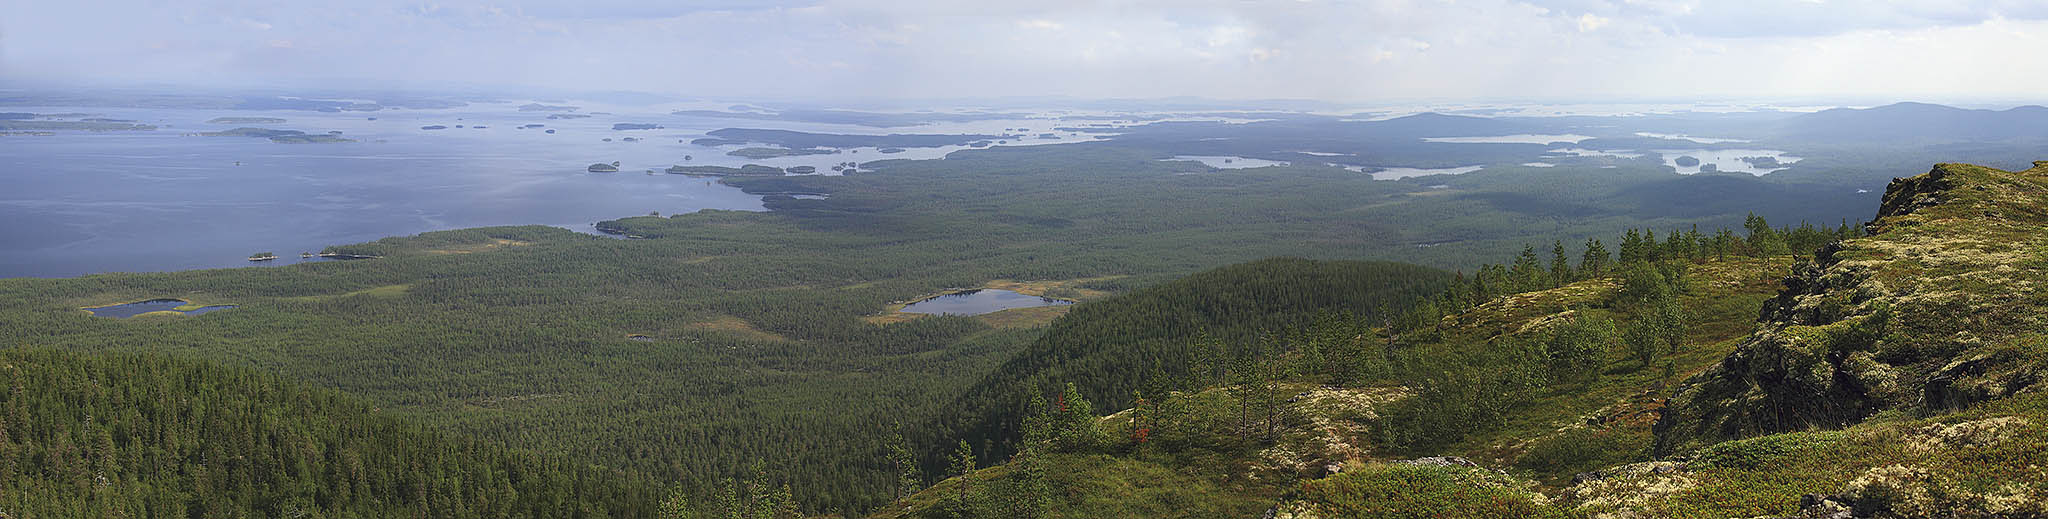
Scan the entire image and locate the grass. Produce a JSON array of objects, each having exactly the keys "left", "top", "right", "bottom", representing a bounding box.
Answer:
[
  {"left": 1288, "top": 464, "right": 1580, "bottom": 519},
  {"left": 974, "top": 305, "right": 1071, "bottom": 328}
]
